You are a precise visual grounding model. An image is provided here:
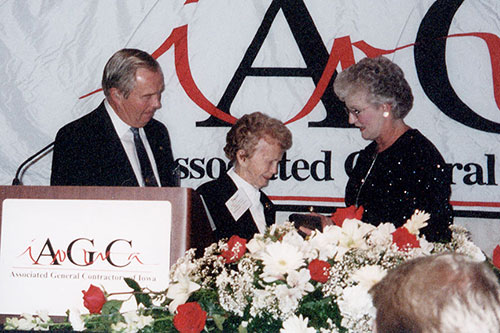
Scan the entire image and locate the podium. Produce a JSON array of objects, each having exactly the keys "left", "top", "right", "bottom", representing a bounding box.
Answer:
[{"left": 0, "top": 185, "right": 214, "bottom": 319}]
